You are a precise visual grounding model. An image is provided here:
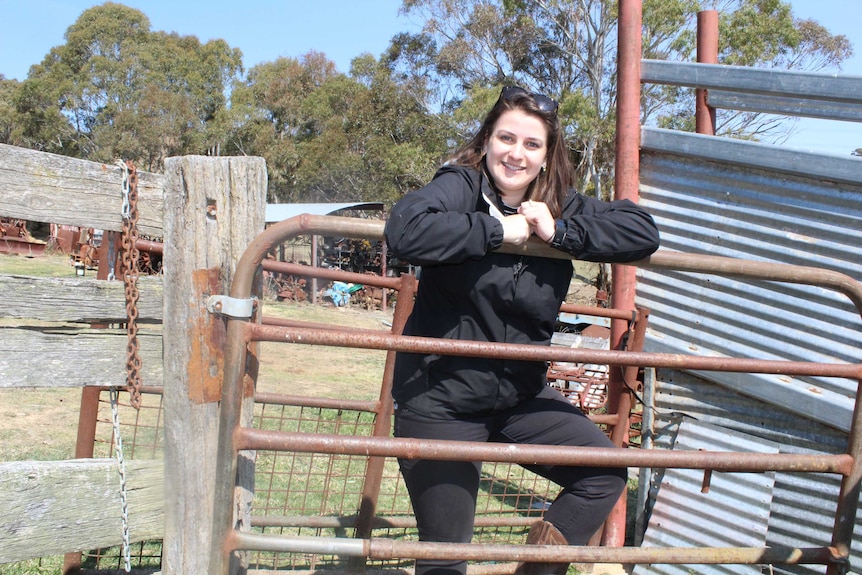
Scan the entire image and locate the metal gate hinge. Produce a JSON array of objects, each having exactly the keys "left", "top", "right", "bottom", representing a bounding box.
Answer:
[{"left": 206, "top": 295, "right": 257, "bottom": 318}]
